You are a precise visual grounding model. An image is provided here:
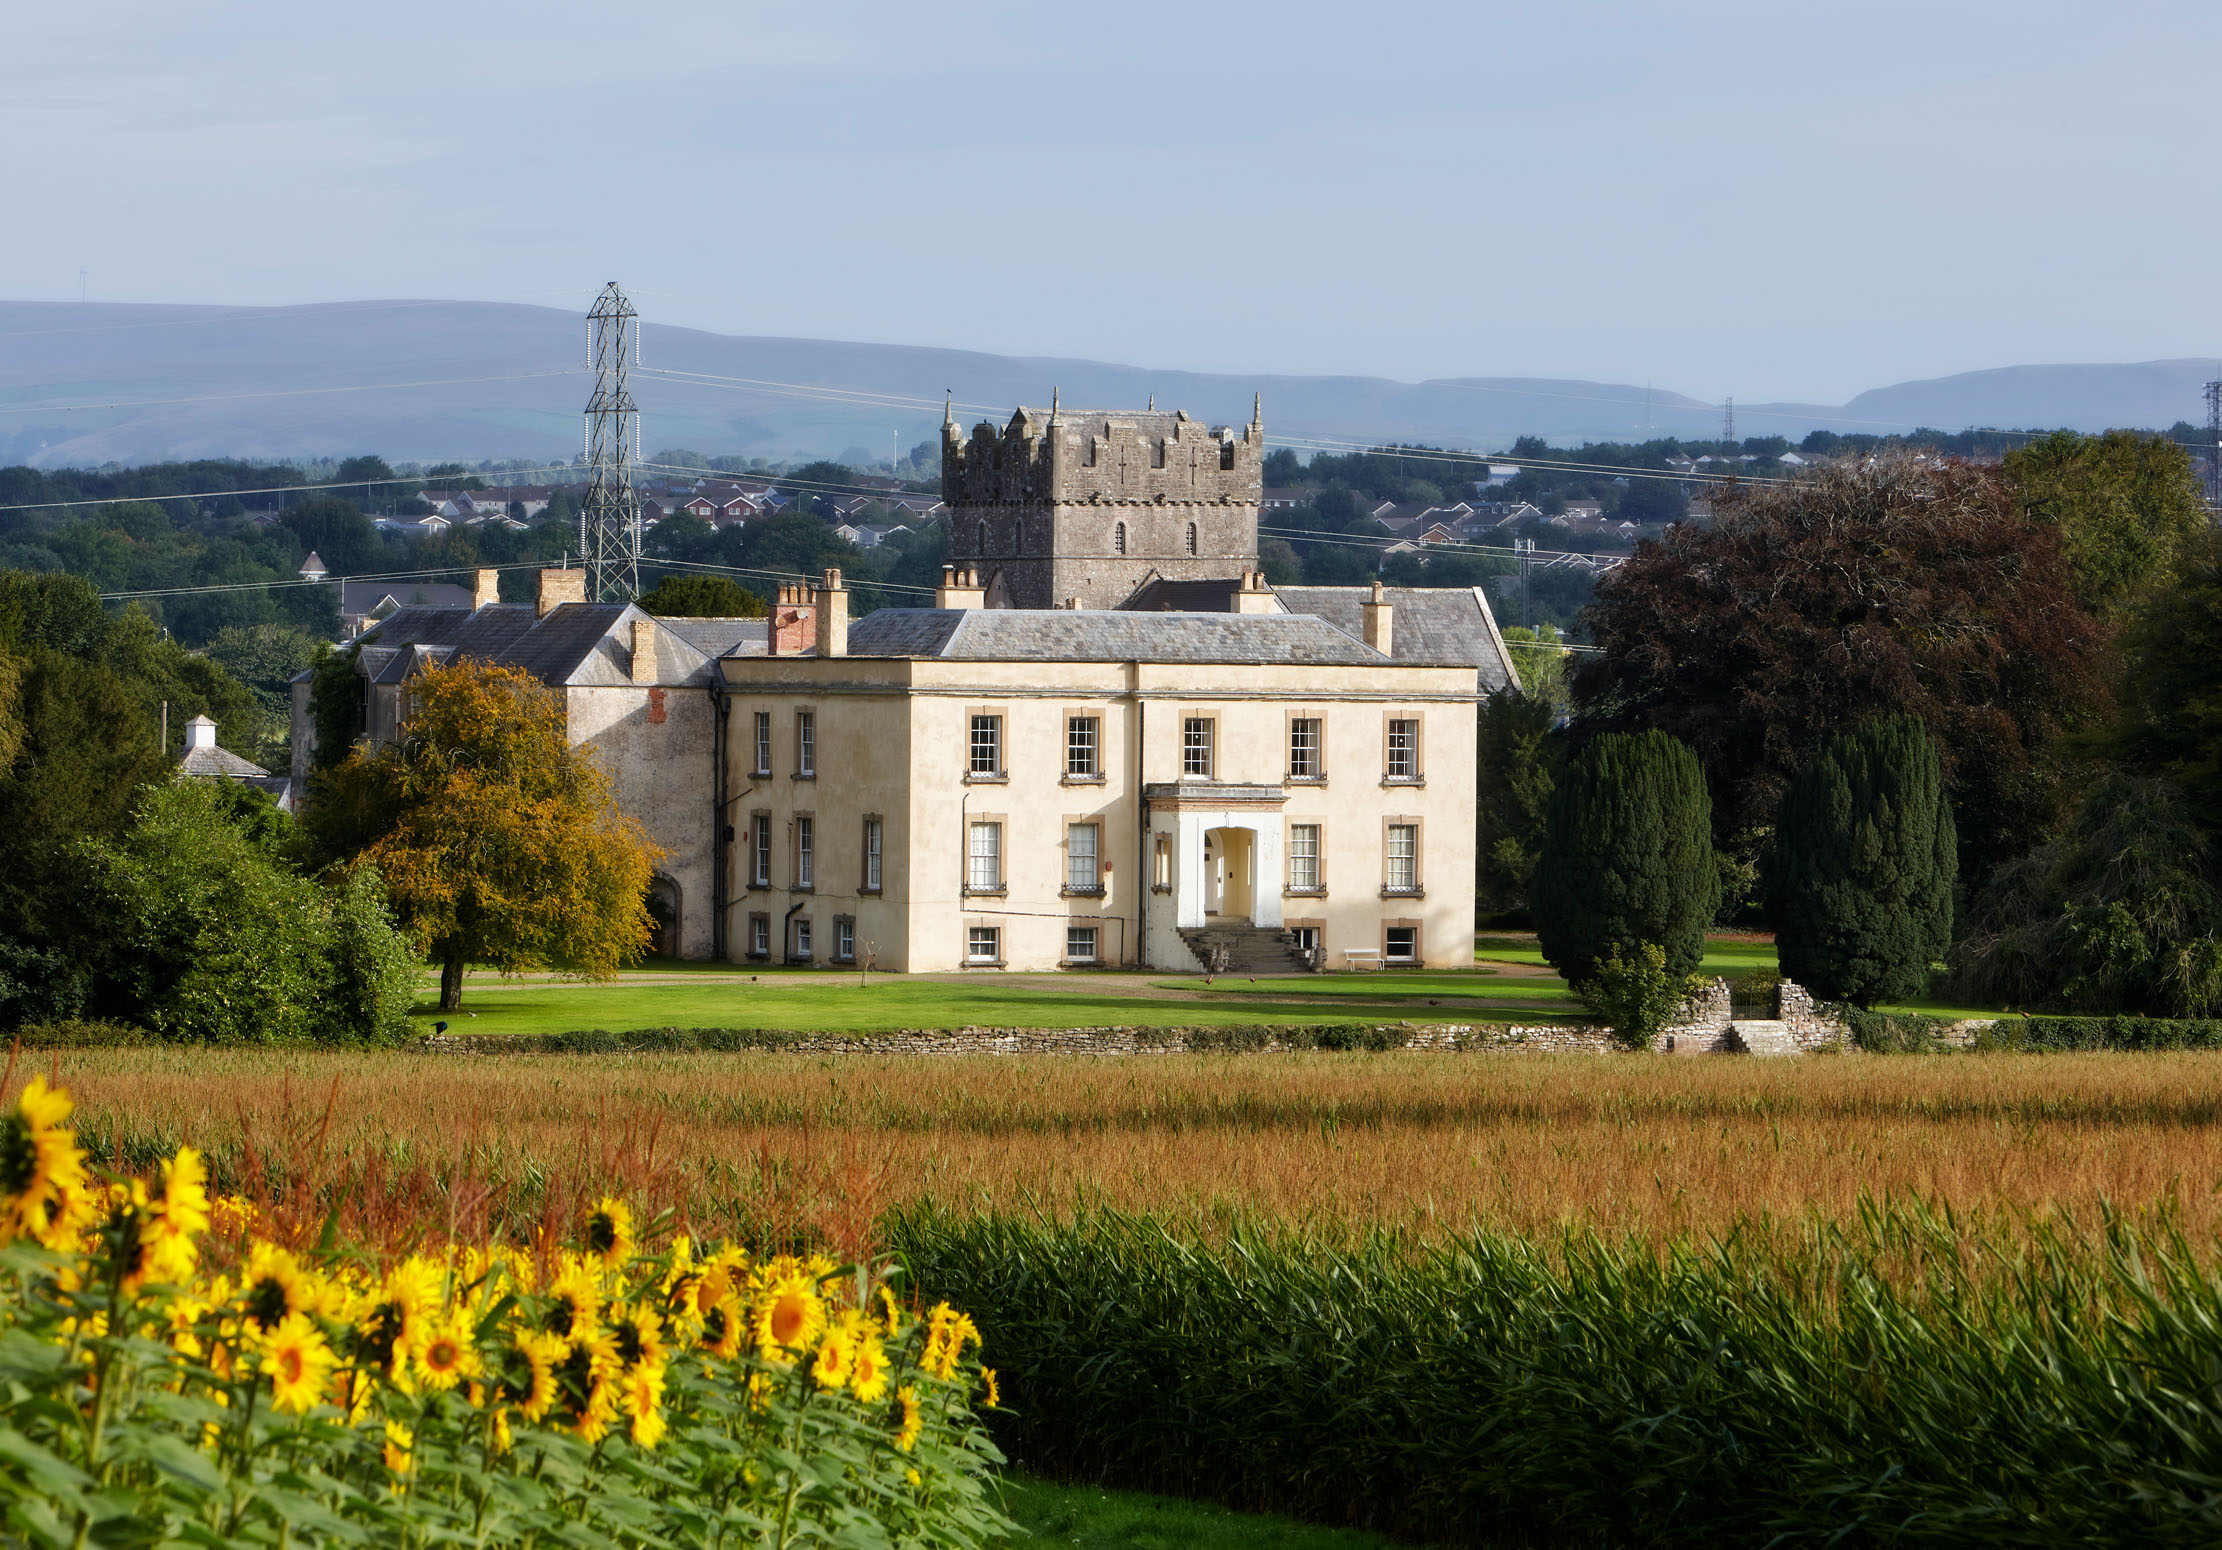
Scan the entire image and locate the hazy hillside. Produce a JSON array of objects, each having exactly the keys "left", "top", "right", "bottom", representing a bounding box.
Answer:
[{"left": 0, "top": 300, "right": 2208, "bottom": 468}]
